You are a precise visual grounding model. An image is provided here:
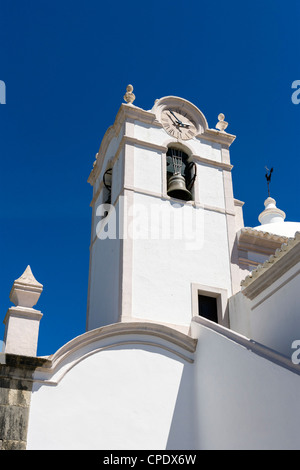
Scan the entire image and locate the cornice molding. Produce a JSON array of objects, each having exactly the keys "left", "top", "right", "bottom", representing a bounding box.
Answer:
[
  {"left": 241, "top": 232, "right": 300, "bottom": 299},
  {"left": 89, "top": 134, "right": 168, "bottom": 188},
  {"left": 3, "top": 307, "right": 43, "bottom": 324},
  {"left": 88, "top": 103, "right": 159, "bottom": 186},
  {"left": 238, "top": 257, "right": 260, "bottom": 267},
  {"left": 198, "top": 128, "right": 236, "bottom": 147},
  {"left": 32, "top": 322, "right": 198, "bottom": 385},
  {"left": 122, "top": 135, "right": 167, "bottom": 152},
  {"left": 89, "top": 132, "right": 234, "bottom": 189},
  {"left": 238, "top": 227, "right": 288, "bottom": 249},
  {"left": 88, "top": 98, "right": 236, "bottom": 186},
  {"left": 191, "top": 153, "right": 233, "bottom": 171},
  {"left": 234, "top": 198, "right": 245, "bottom": 207}
]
